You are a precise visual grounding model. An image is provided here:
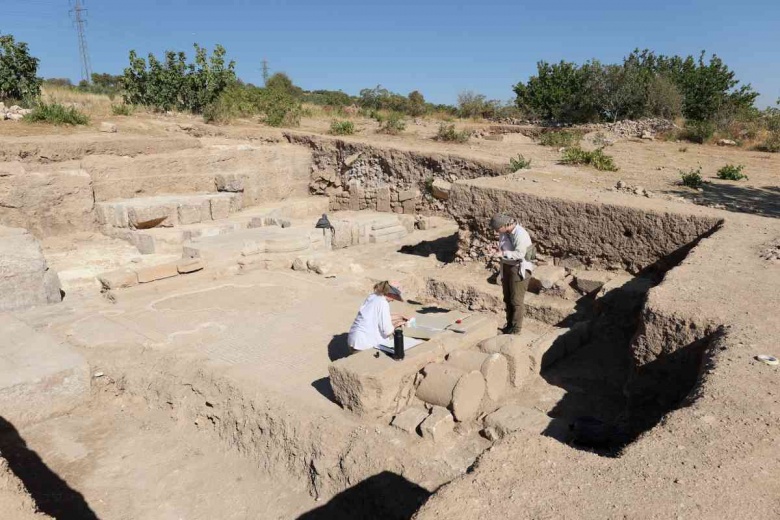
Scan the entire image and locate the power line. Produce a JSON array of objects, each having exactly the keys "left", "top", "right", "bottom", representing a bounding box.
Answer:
[{"left": 69, "top": 0, "right": 92, "bottom": 83}]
